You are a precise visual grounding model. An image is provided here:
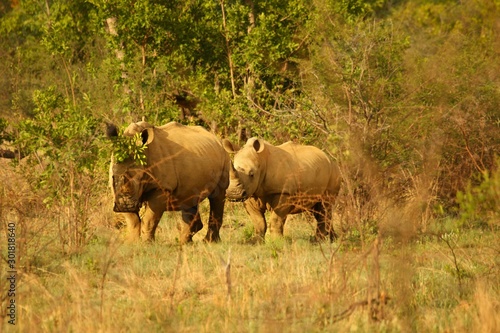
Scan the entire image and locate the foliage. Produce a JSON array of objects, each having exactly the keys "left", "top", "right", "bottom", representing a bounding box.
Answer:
[
  {"left": 17, "top": 86, "right": 100, "bottom": 186},
  {"left": 109, "top": 130, "right": 148, "bottom": 166},
  {"left": 307, "top": 9, "right": 411, "bottom": 156},
  {"left": 457, "top": 158, "right": 500, "bottom": 228},
  {"left": 15, "top": 86, "right": 104, "bottom": 248},
  {"left": 0, "top": 117, "right": 9, "bottom": 144},
  {"left": 330, "top": 0, "right": 387, "bottom": 22}
]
